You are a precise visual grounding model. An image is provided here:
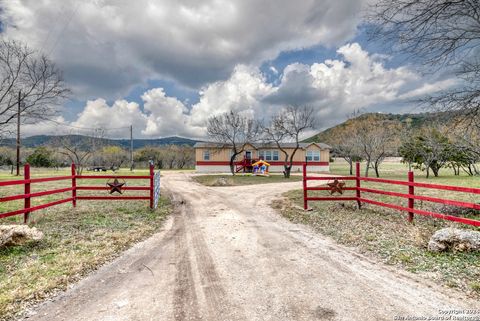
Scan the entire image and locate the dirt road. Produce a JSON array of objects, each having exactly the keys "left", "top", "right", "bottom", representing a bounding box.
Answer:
[{"left": 23, "top": 172, "right": 479, "bottom": 321}]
